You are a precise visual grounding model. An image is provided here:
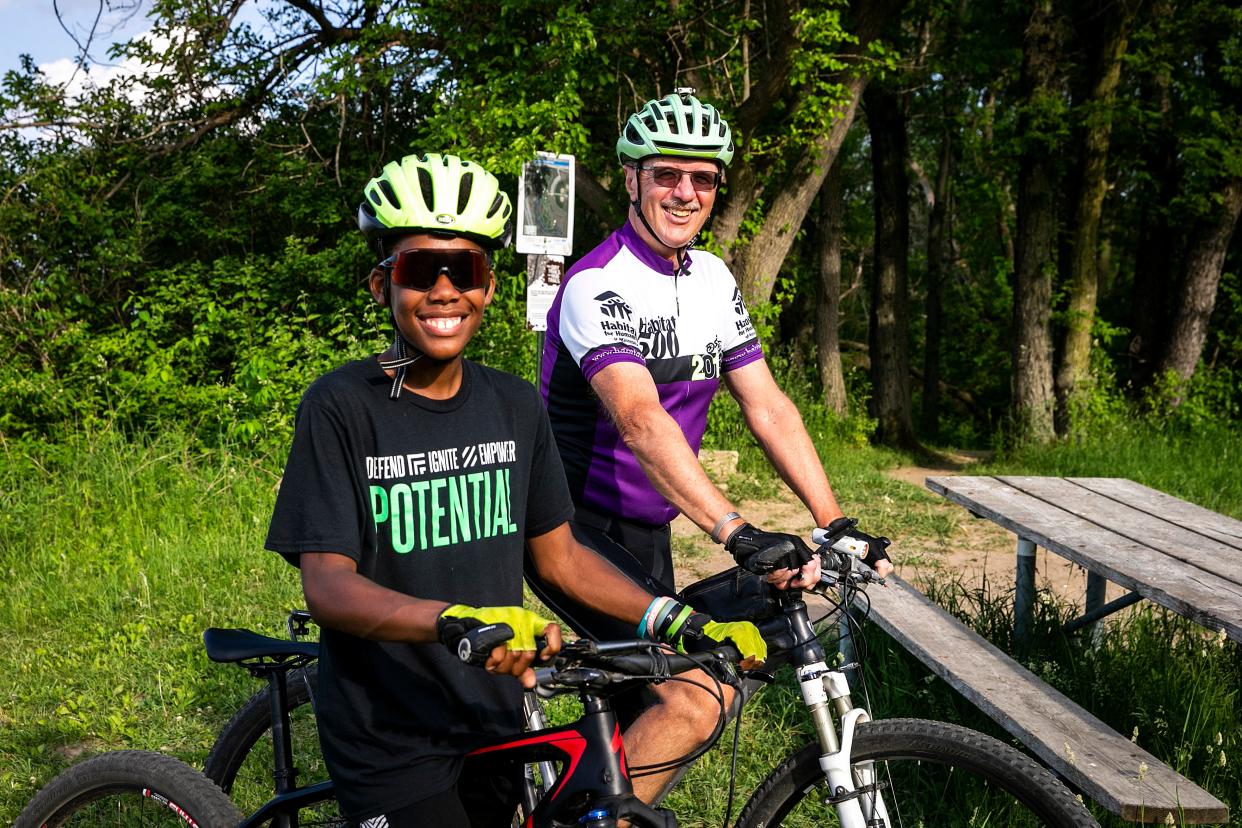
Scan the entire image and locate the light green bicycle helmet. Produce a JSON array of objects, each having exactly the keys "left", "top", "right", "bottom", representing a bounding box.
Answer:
[
  {"left": 616, "top": 88, "right": 734, "bottom": 166},
  {"left": 358, "top": 153, "right": 512, "bottom": 401},
  {"left": 358, "top": 153, "right": 513, "bottom": 252}
]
